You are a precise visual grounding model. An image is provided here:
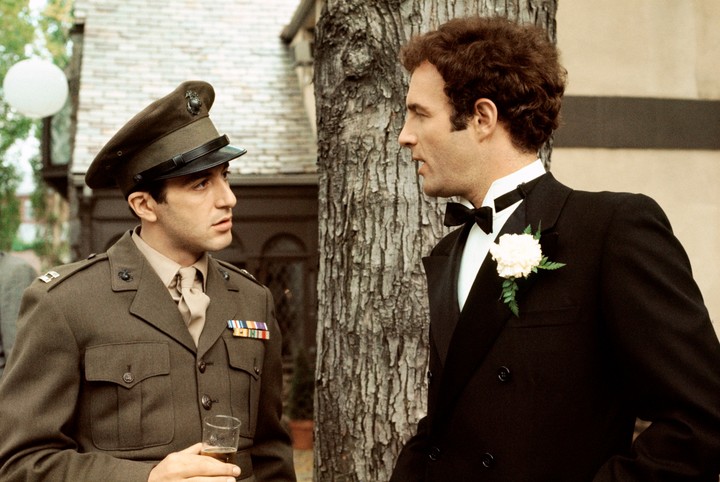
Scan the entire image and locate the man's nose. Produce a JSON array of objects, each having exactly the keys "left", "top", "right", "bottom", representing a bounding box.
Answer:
[
  {"left": 398, "top": 123, "right": 415, "bottom": 148},
  {"left": 217, "top": 179, "right": 237, "bottom": 208}
]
